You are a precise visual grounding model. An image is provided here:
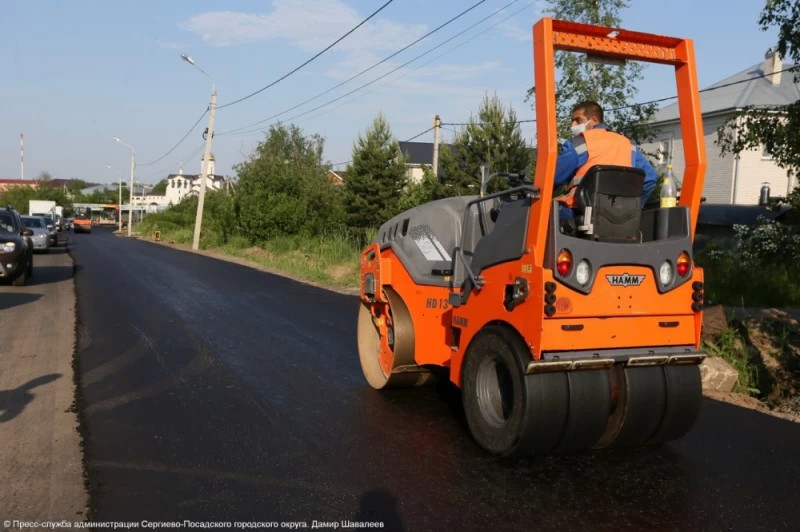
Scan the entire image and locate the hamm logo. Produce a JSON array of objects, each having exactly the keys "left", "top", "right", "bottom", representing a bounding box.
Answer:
[{"left": 606, "top": 273, "right": 645, "bottom": 287}]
